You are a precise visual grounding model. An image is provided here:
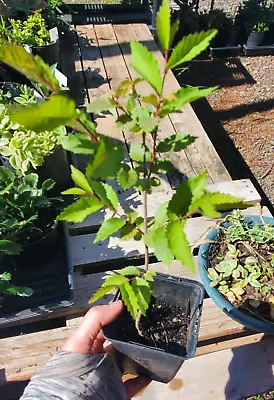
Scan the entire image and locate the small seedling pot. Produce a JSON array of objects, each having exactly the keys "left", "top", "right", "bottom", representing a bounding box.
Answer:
[
  {"left": 31, "top": 39, "right": 59, "bottom": 67},
  {"left": 246, "top": 31, "right": 265, "bottom": 47},
  {"left": 198, "top": 215, "right": 274, "bottom": 334},
  {"left": 103, "top": 274, "right": 204, "bottom": 383}
]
